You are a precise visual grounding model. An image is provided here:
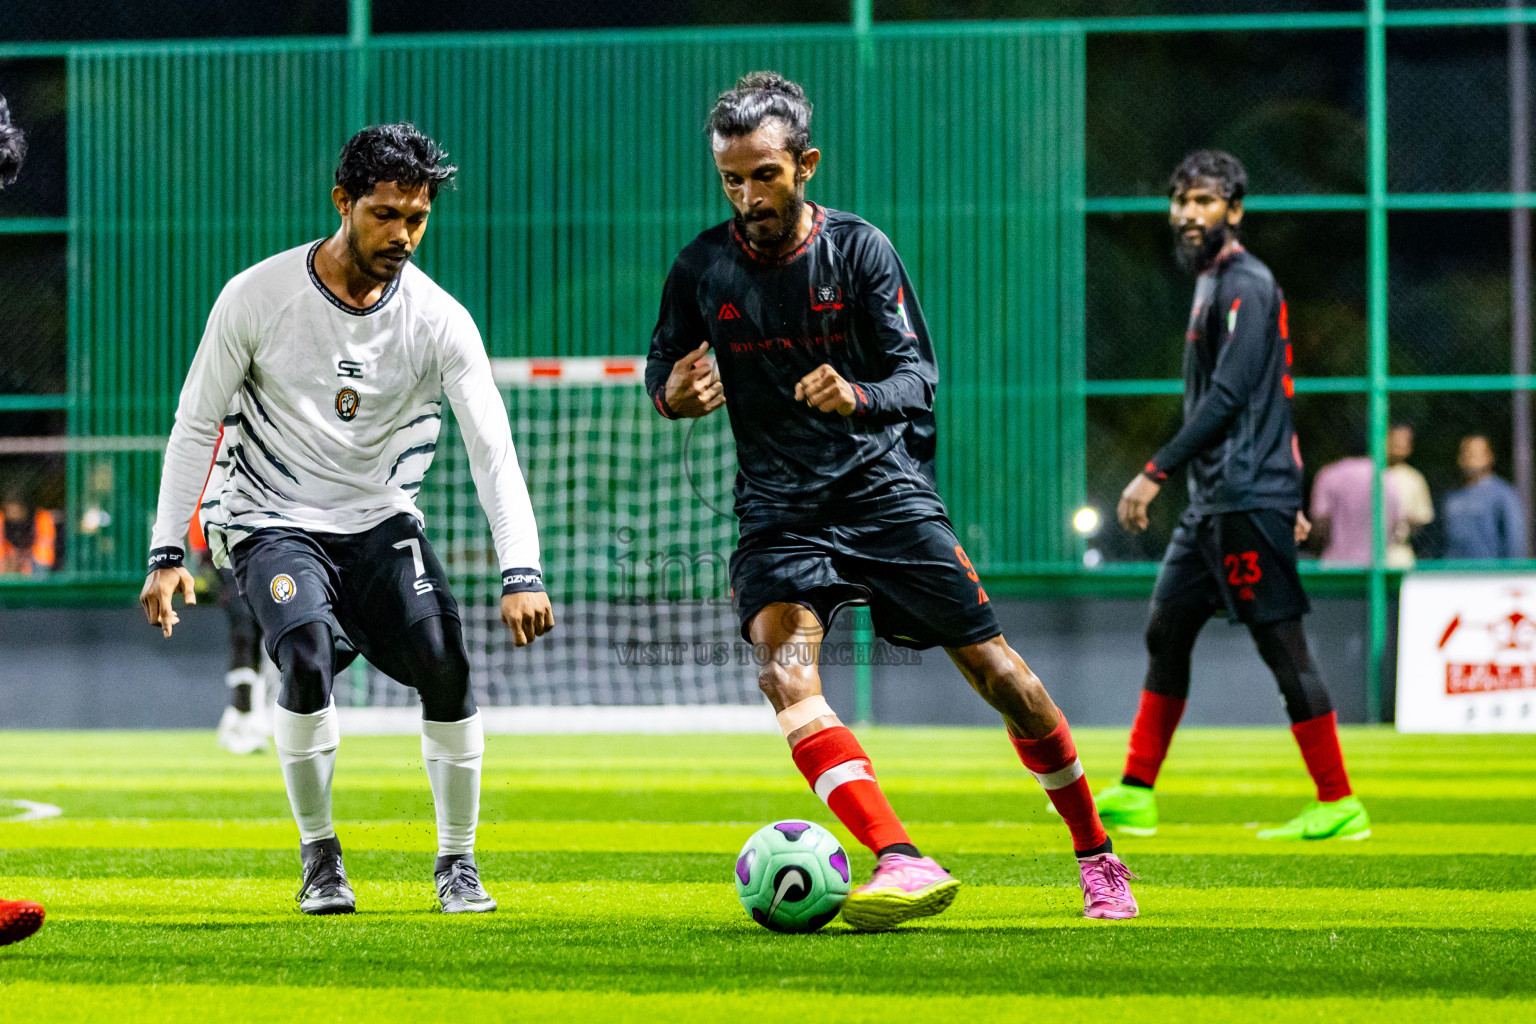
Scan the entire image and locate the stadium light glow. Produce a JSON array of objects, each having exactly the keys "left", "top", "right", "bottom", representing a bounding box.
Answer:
[{"left": 1073, "top": 506, "right": 1100, "bottom": 535}]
